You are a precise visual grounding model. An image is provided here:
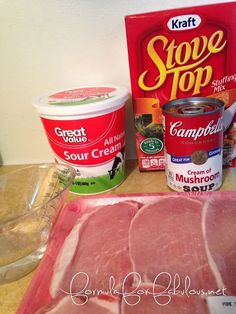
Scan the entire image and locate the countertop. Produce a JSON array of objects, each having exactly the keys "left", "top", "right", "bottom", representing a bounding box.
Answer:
[{"left": 0, "top": 160, "right": 235, "bottom": 314}]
